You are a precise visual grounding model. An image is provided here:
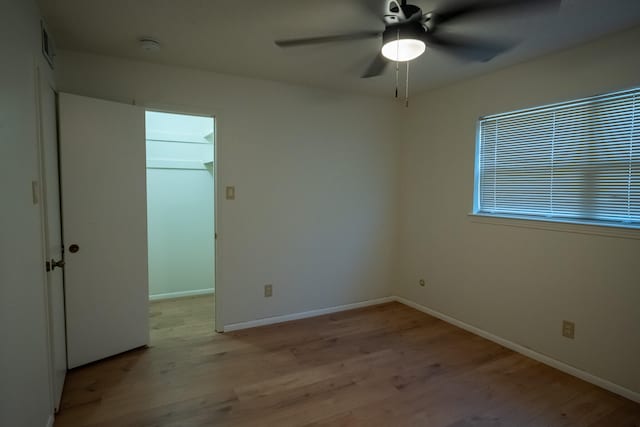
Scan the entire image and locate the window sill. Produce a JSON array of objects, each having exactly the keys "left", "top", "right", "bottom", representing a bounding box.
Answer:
[{"left": 468, "top": 213, "right": 640, "bottom": 240}]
